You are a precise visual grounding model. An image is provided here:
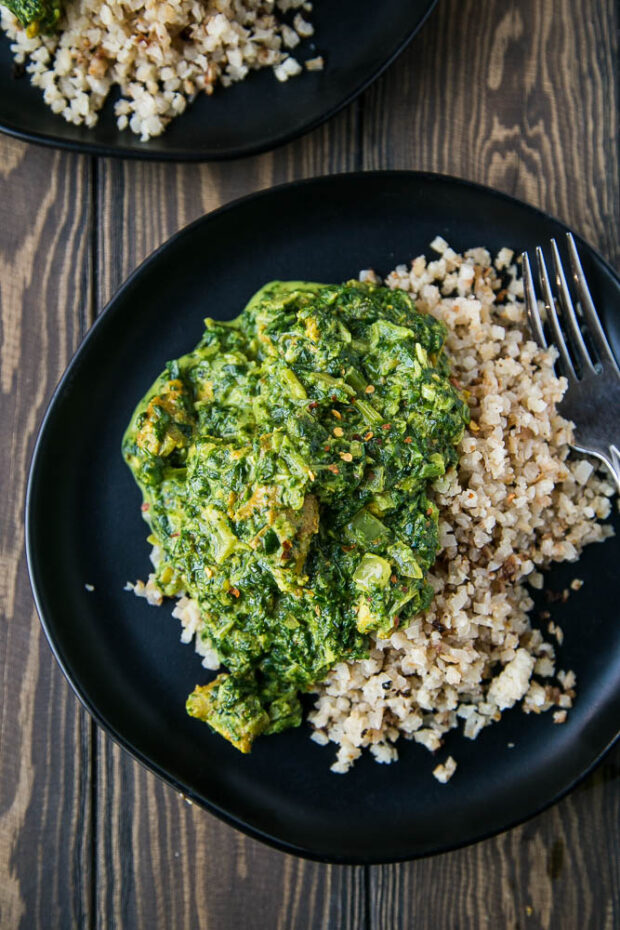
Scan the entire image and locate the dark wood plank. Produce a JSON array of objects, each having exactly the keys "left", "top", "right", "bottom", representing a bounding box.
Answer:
[
  {"left": 364, "top": 0, "right": 620, "bottom": 927},
  {"left": 97, "top": 732, "right": 366, "bottom": 930},
  {"left": 0, "top": 137, "right": 93, "bottom": 930},
  {"left": 371, "top": 757, "right": 620, "bottom": 930},
  {"left": 362, "top": 0, "right": 619, "bottom": 266},
  {"left": 95, "top": 105, "right": 367, "bottom": 930}
]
